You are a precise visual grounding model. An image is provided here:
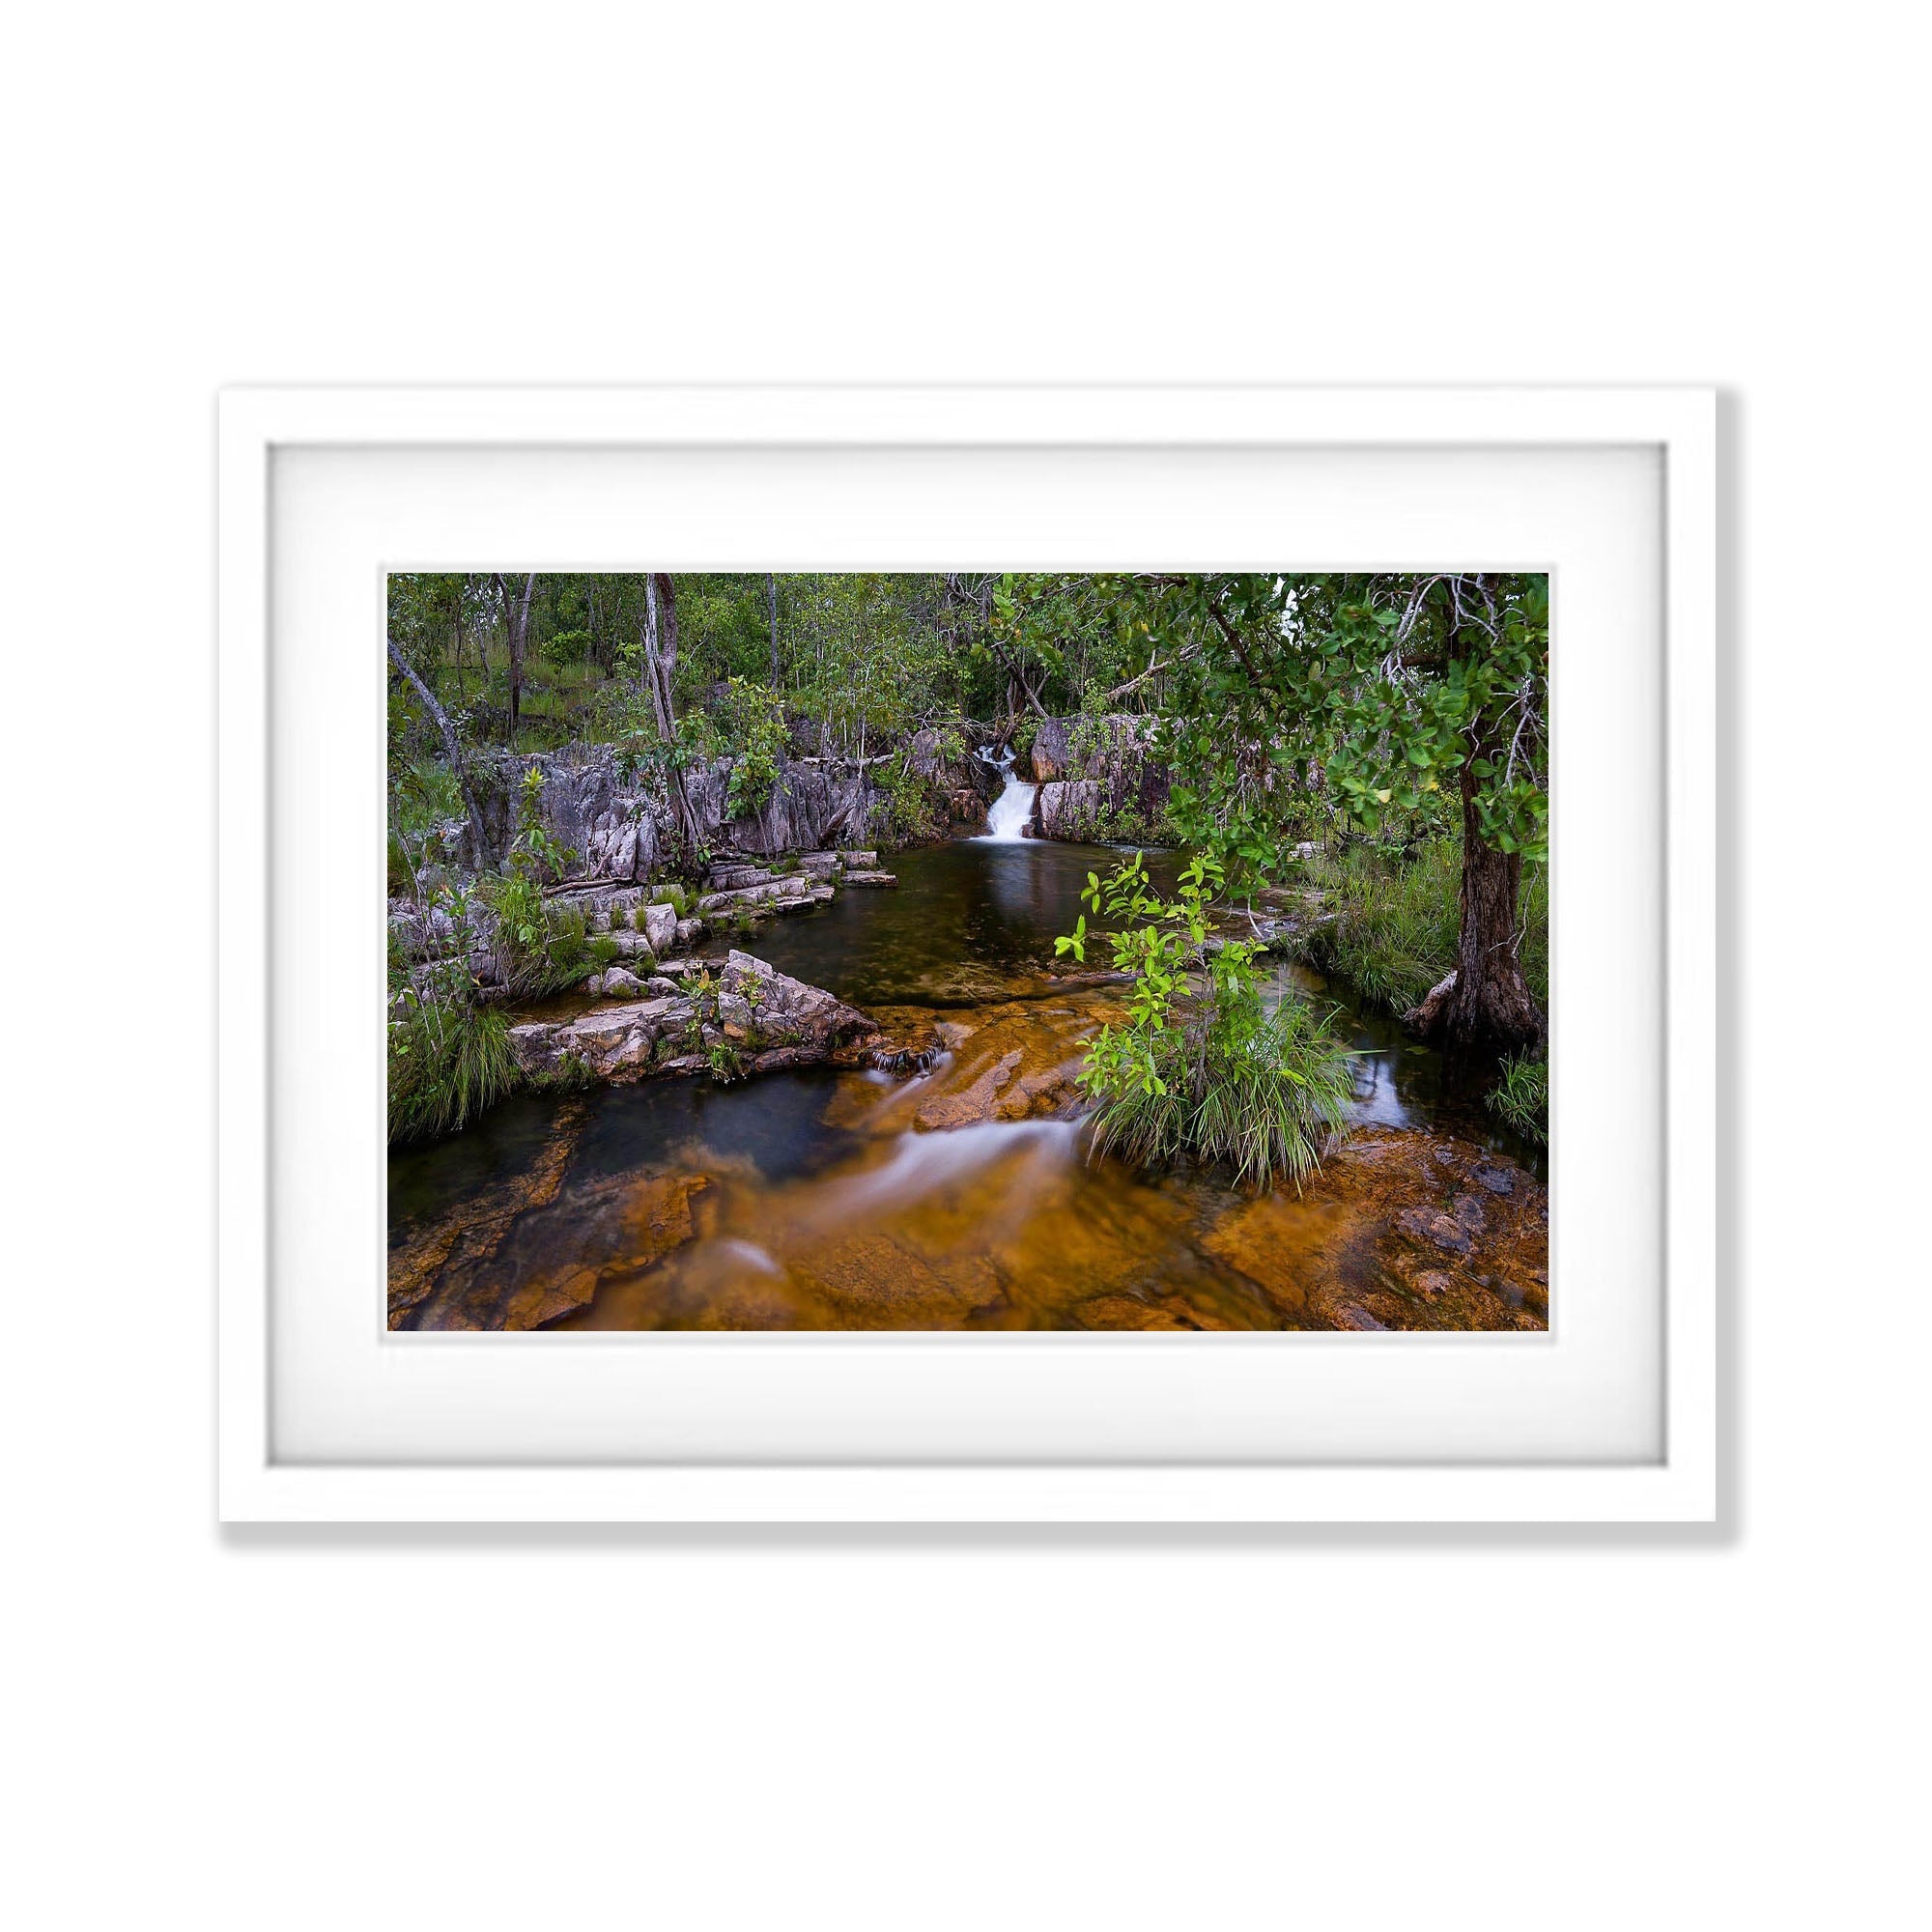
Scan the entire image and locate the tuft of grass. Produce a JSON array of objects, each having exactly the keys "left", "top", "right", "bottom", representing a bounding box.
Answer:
[
  {"left": 387, "top": 998, "right": 518, "bottom": 1144},
  {"left": 1088, "top": 996, "right": 1355, "bottom": 1193},
  {"left": 1487, "top": 1051, "right": 1548, "bottom": 1143},
  {"left": 650, "top": 883, "right": 693, "bottom": 919}
]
